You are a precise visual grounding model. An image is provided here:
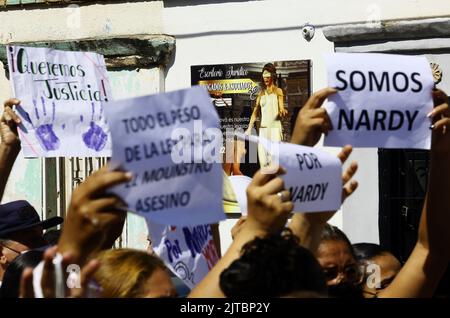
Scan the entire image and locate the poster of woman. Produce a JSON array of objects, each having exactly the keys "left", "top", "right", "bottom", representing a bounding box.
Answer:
[{"left": 191, "top": 60, "right": 311, "bottom": 177}]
